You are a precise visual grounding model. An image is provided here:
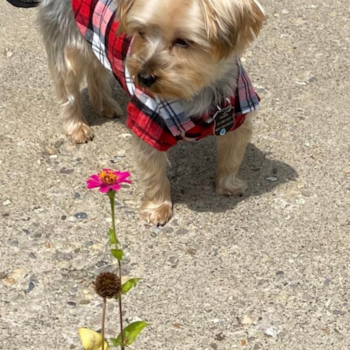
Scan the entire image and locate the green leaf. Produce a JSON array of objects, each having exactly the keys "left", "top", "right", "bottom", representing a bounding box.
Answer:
[
  {"left": 111, "top": 249, "right": 123, "bottom": 260},
  {"left": 122, "top": 278, "right": 142, "bottom": 295},
  {"left": 109, "top": 228, "right": 116, "bottom": 245},
  {"left": 110, "top": 338, "right": 122, "bottom": 347},
  {"left": 114, "top": 321, "right": 149, "bottom": 347}
]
